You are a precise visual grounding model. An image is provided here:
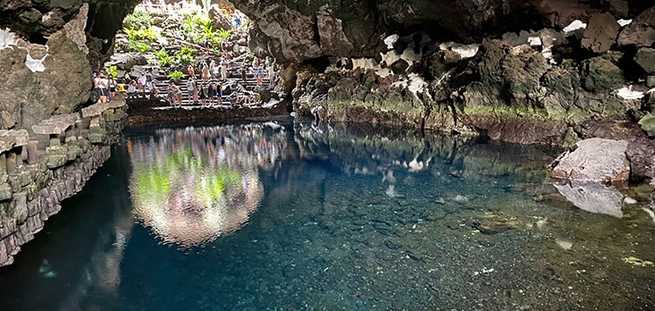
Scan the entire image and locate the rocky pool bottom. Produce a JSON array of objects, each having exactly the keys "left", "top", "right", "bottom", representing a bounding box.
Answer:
[{"left": 0, "top": 121, "right": 653, "bottom": 310}]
